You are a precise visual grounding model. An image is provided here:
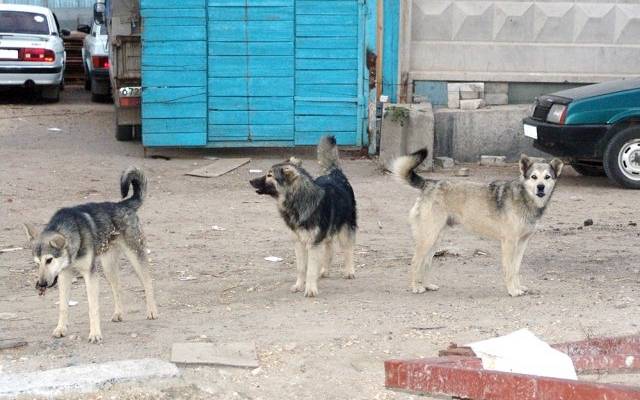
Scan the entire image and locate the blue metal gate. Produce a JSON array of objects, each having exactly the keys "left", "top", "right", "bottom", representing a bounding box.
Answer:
[{"left": 141, "top": 0, "right": 366, "bottom": 148}]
